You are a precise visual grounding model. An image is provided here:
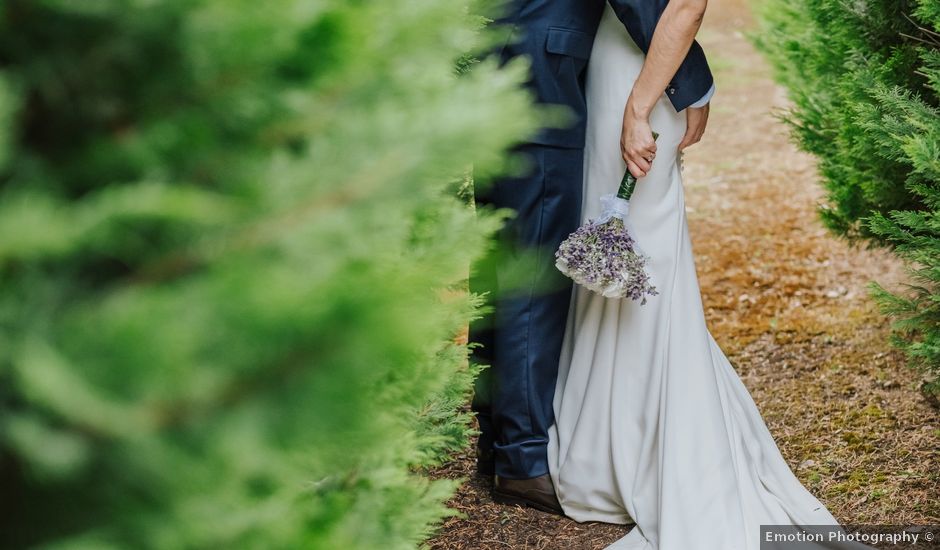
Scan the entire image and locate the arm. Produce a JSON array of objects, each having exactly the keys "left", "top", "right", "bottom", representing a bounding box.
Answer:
[
  {"left": 609, "top": 0, "right": 712, "bottom": 177},
  {"left": 608, "top": 0, "right": 713, "bottom": 111}
]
